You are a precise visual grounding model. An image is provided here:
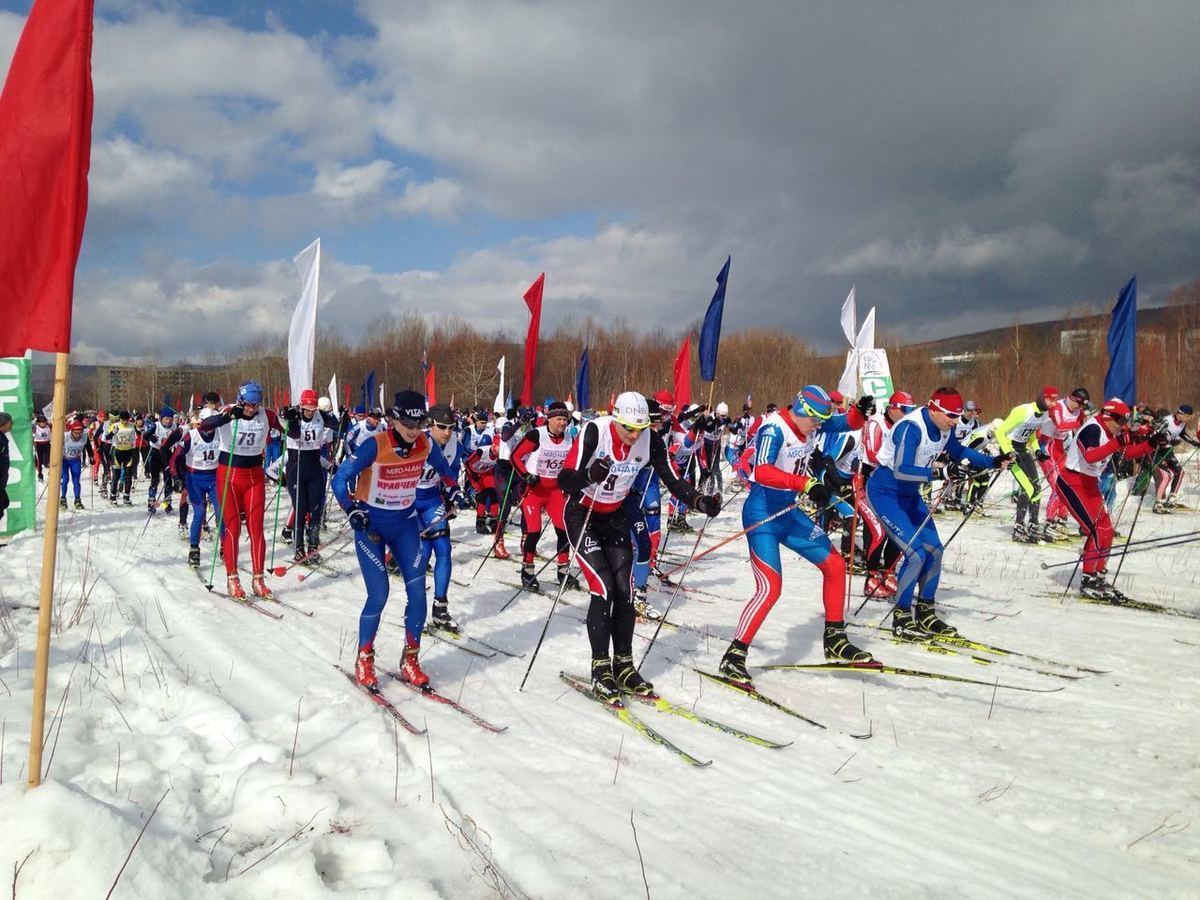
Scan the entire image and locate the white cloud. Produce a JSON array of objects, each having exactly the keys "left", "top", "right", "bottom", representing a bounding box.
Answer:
[
  {"left": 390, "top": 178, "right": 467, "bottom": 220},
  {"left": 89, "top": 136, "right": 202, "bottom": 210},
  {"left": 822, "top": 225, "right": 1089, "bottom": 278},
  {"left": 313, "top": 160, "right": 396, "bottom": 201}
]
